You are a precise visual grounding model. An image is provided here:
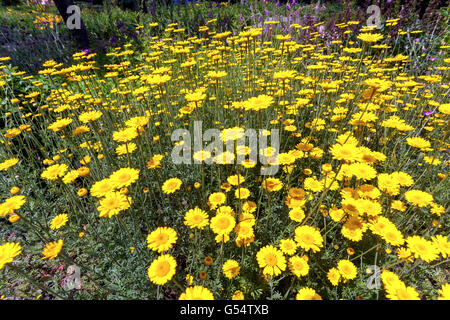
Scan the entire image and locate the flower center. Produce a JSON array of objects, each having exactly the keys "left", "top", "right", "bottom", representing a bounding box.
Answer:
[
  {"left": 264, "top": 253, "right": 277, "bottom": 266},
  {"left": 156, "top": 233, "right": 169, "bottom": 245},
  {"left": 155, "top": 261, "right": 170, "bottom": 277},
  {"left": 217, "top": 217, "right": 230, "bottom": 229},
  {"left": 301, "top": 234, "right": 314, "bottom": 245}
]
